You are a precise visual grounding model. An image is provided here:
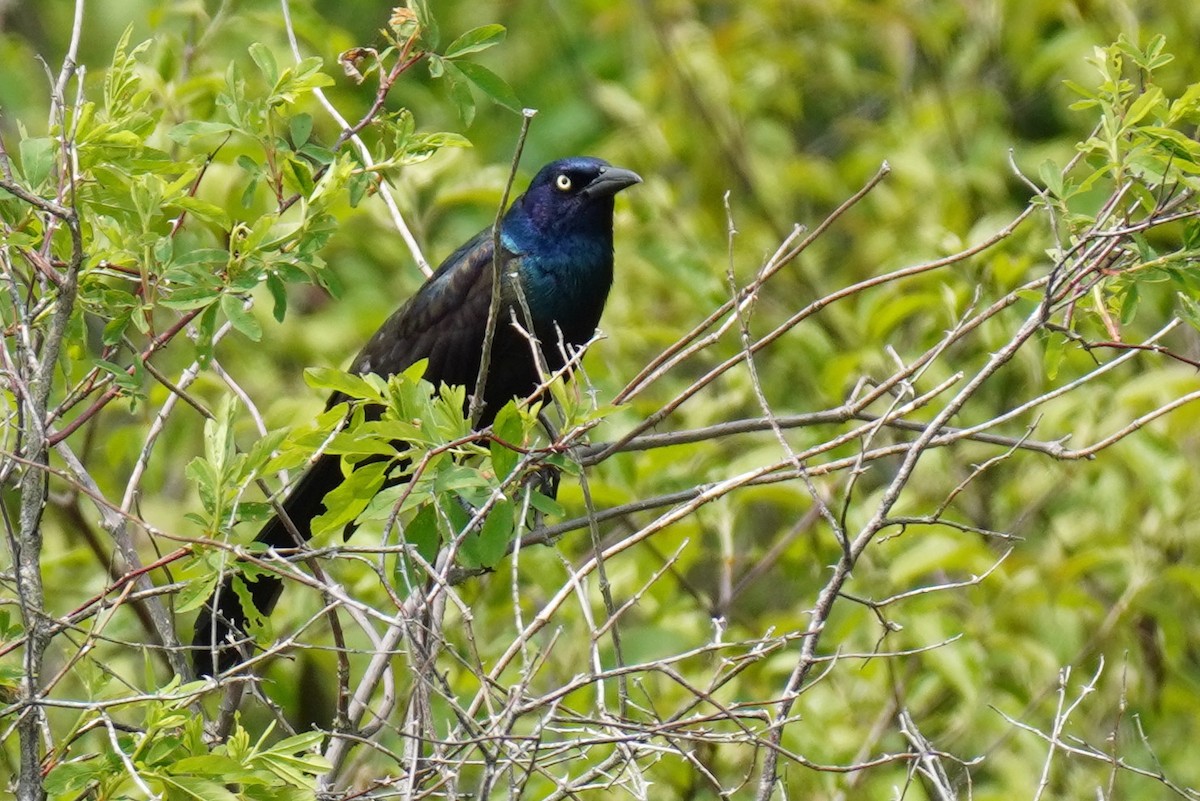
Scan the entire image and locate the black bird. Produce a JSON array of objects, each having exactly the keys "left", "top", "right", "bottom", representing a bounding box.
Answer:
[{"left": 192, "top": 157, "right": 640, "bottom": 676}]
